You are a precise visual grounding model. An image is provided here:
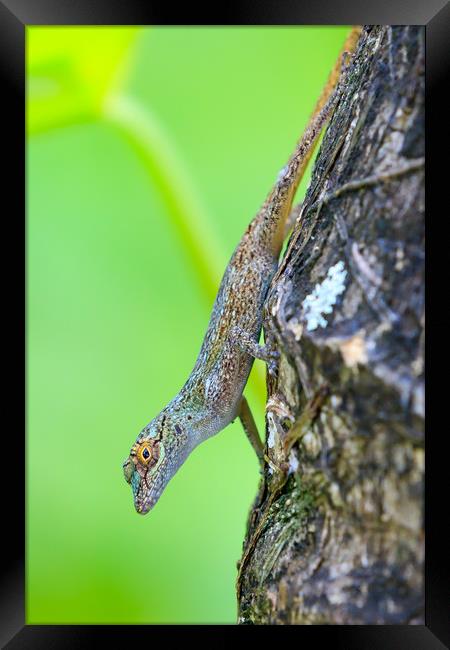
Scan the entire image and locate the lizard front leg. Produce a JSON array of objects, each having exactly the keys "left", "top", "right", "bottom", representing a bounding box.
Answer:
[{"left": 230, "top": 325, "right": 279, "bottom": 375}]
